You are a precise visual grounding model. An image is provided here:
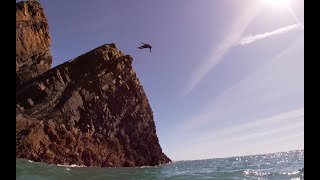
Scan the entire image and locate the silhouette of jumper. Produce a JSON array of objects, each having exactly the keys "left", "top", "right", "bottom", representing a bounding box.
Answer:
[{"left": 138, "top": 43, "right": 152, "bottom": 52}]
